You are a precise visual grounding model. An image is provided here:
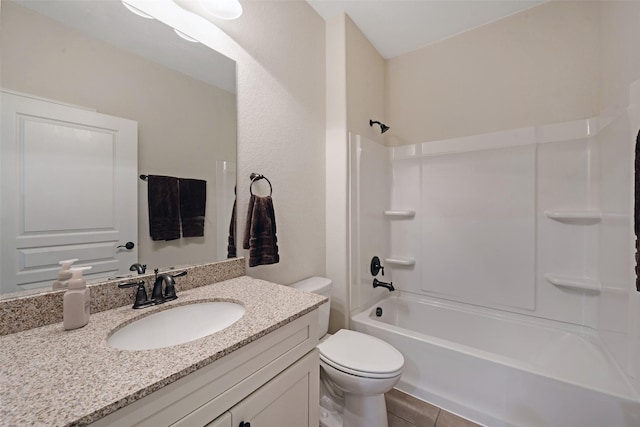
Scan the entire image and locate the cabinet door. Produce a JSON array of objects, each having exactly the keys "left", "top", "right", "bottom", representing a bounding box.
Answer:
[
  {"left": 230, "top": 350, "right": 319, "bottom": 427},
  {"left": 205, "top": 412, "right": 231, "bottom": 427}
]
